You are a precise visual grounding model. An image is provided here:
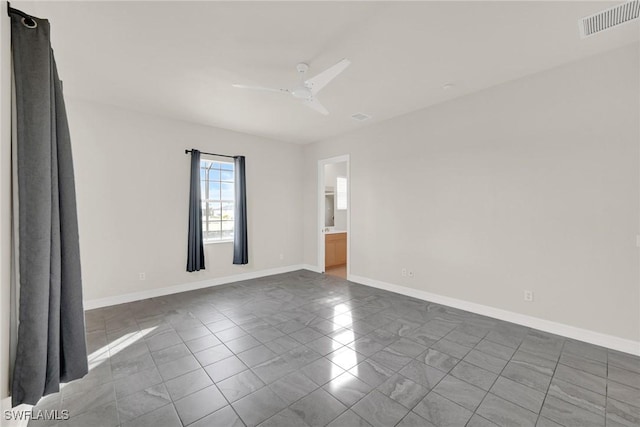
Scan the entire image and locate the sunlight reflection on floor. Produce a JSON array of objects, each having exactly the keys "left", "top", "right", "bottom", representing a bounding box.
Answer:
[
  {"left": 86, "top": 327, "right": 155, "bottom": 372},
  {"left": 329, "top": 303, "right": 357, "bottom": 383}
]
